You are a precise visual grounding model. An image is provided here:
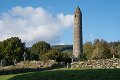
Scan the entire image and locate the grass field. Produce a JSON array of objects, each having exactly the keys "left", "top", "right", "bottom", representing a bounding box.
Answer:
[{"left": 1, "top": 68, "right": 120, "bottom": 80}]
